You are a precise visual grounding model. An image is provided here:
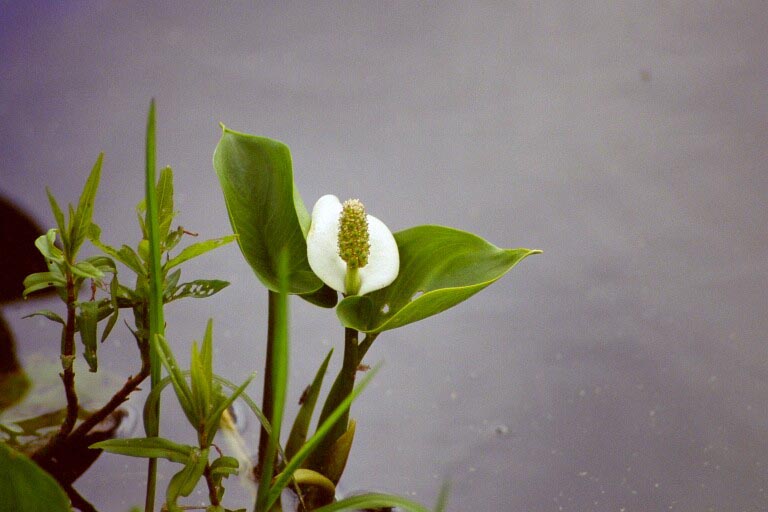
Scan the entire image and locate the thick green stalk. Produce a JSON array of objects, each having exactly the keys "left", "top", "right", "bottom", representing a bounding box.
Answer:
[
  {"left": 144, "top": 99, "right": 165, "bottom": 512},
  {"left": 256, "top": 253, "right": 290, "bottom": 512},
  {"left": 257, "top": 290, "right": 279, "bottom": 474},
  {"left": 309, "top": 327, "right": 358, "bottom": 473}
]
